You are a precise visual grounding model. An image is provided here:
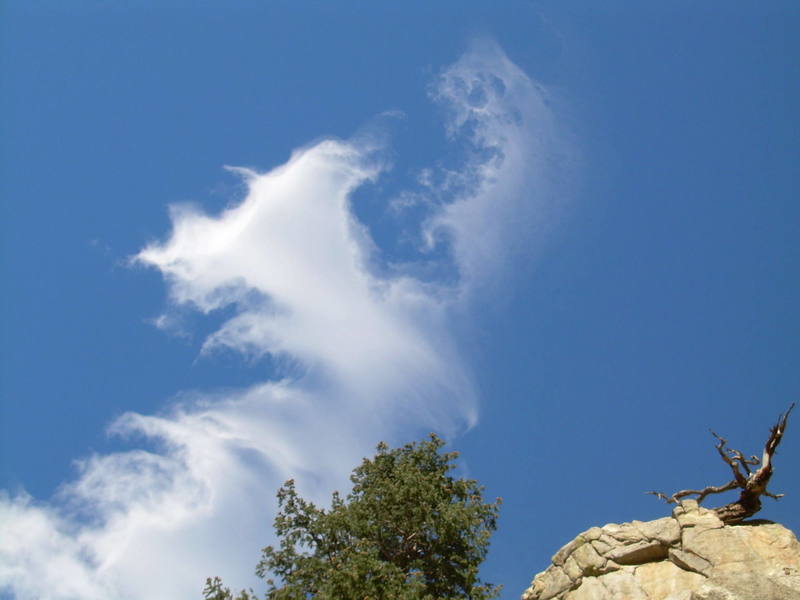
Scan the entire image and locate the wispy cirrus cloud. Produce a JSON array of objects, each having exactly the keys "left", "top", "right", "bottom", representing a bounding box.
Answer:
[
  {"left": 0, "top": 40, "right": 572, "bottom": 600},
  {"left": 426, "top": 40, "right": 574, "bottom": 296}
]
